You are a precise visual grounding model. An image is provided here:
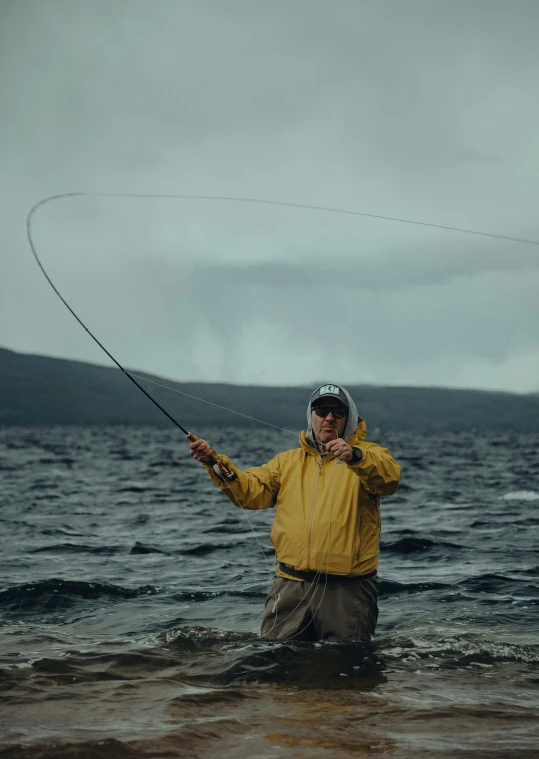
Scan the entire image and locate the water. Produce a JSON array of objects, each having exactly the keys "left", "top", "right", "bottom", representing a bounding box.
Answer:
[{"left": 0, "top": 426, "right": 538, "bottom": 758}]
